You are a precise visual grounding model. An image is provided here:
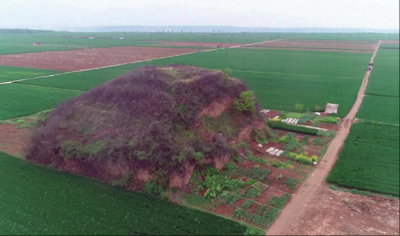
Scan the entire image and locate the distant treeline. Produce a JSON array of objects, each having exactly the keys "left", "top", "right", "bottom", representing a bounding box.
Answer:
[{"left": 0, "top": 29, "right": 53, "bottom": 33}]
